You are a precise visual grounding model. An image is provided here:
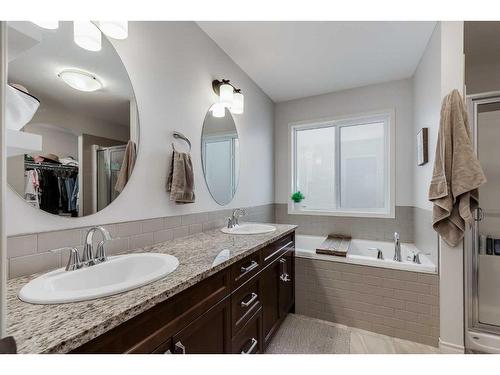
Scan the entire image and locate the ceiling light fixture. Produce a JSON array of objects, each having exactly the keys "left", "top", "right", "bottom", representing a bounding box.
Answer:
[
  {"left": 74, "top": 21, "right": 101, "bottom": 52},
  {"left": 96, "top": 21, "right": 128, "bottom": 40},
  {"left": 32, "top": 21, "right": 59, "bottom": 30},
  {"left": 212, "top": 79, "right": 244, "bottom": 115},
  {"left": 58, "top": 69, "right": 102, "bottom": 92}
]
